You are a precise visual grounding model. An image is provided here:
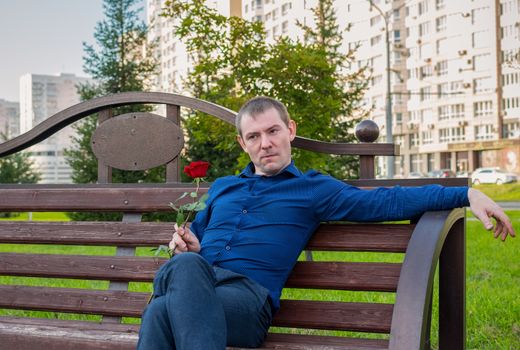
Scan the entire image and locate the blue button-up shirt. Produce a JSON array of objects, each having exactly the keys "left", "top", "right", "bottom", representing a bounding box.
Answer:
[{"left": 190, "top": 162, "right": 469, "bottom": 310}]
